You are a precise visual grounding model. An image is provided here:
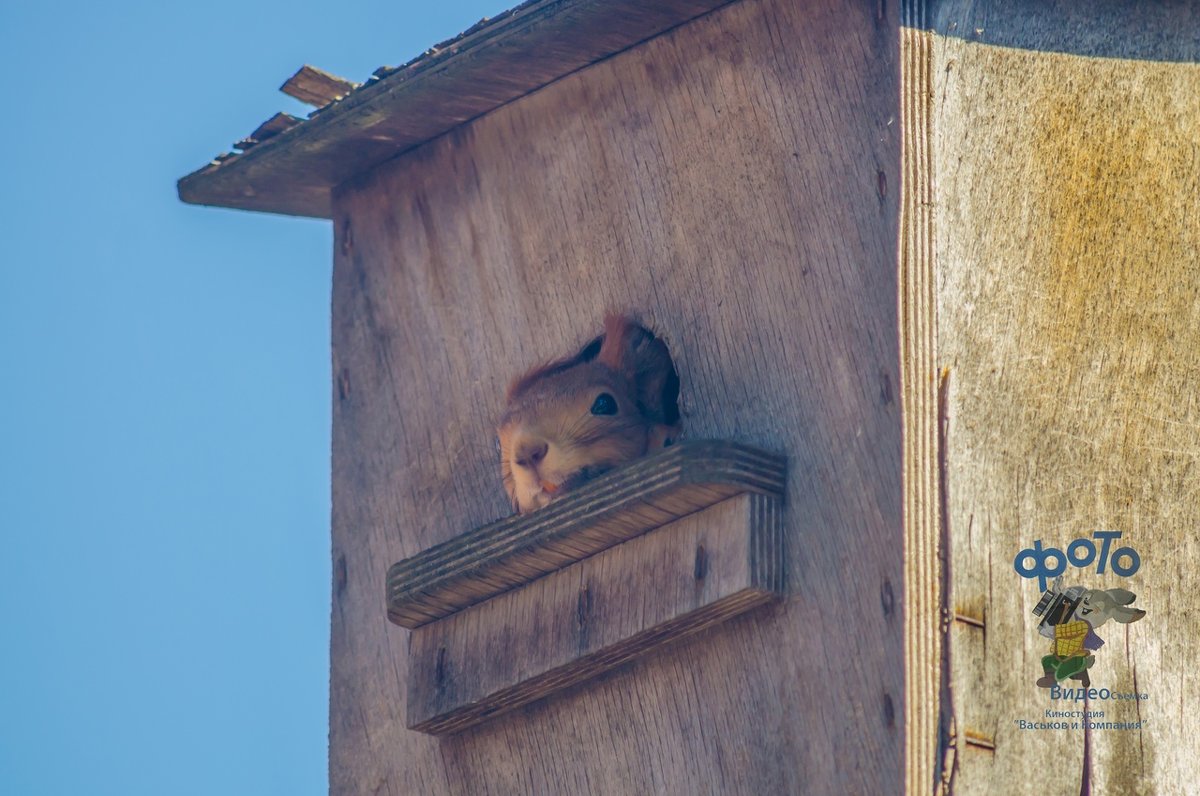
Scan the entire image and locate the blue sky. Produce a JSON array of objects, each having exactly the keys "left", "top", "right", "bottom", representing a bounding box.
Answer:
[{"left": 0, "top": 1, "right": 505, "bottom": 793}]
